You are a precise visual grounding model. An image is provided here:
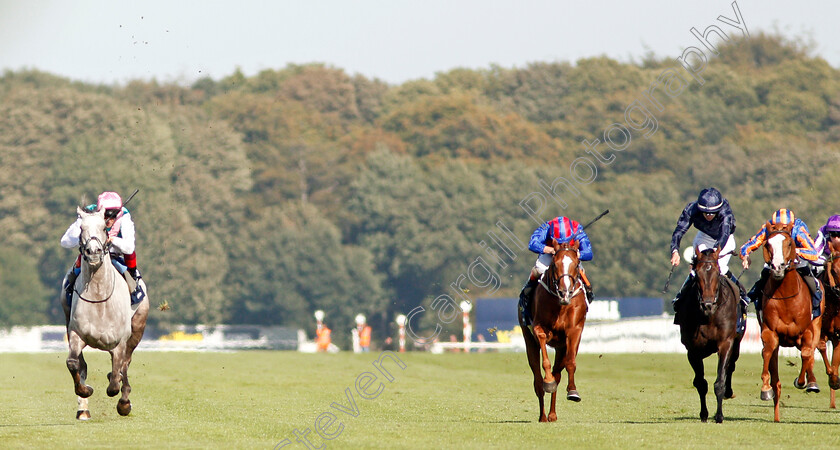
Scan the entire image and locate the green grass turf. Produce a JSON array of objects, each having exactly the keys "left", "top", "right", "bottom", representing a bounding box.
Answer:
[{"left": 1, "top": 351, "right": 839, "bottom": 449}]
